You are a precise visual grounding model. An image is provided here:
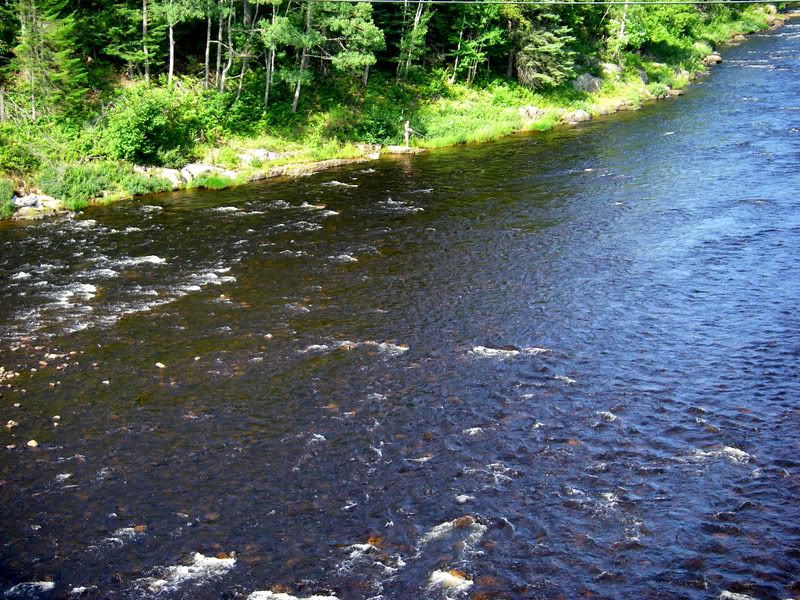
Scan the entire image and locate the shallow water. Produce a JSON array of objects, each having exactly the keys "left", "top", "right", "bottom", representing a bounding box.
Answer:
[{"left": 2, "top": 24, "right": 800, "bottom": 600}]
